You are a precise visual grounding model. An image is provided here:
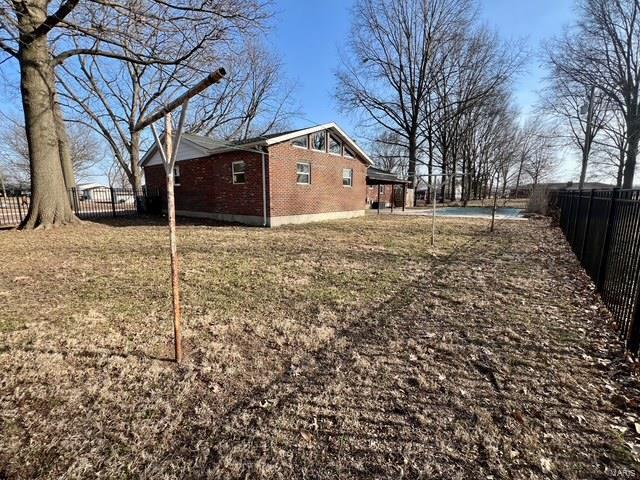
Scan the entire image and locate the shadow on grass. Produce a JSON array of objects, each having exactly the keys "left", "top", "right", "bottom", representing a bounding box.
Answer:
[
  {"left": 0, "top": 343, "right": 176, "bottom": 364},
  {"left": 156, "top": 222, "right": 635, "bottom": 479}
]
